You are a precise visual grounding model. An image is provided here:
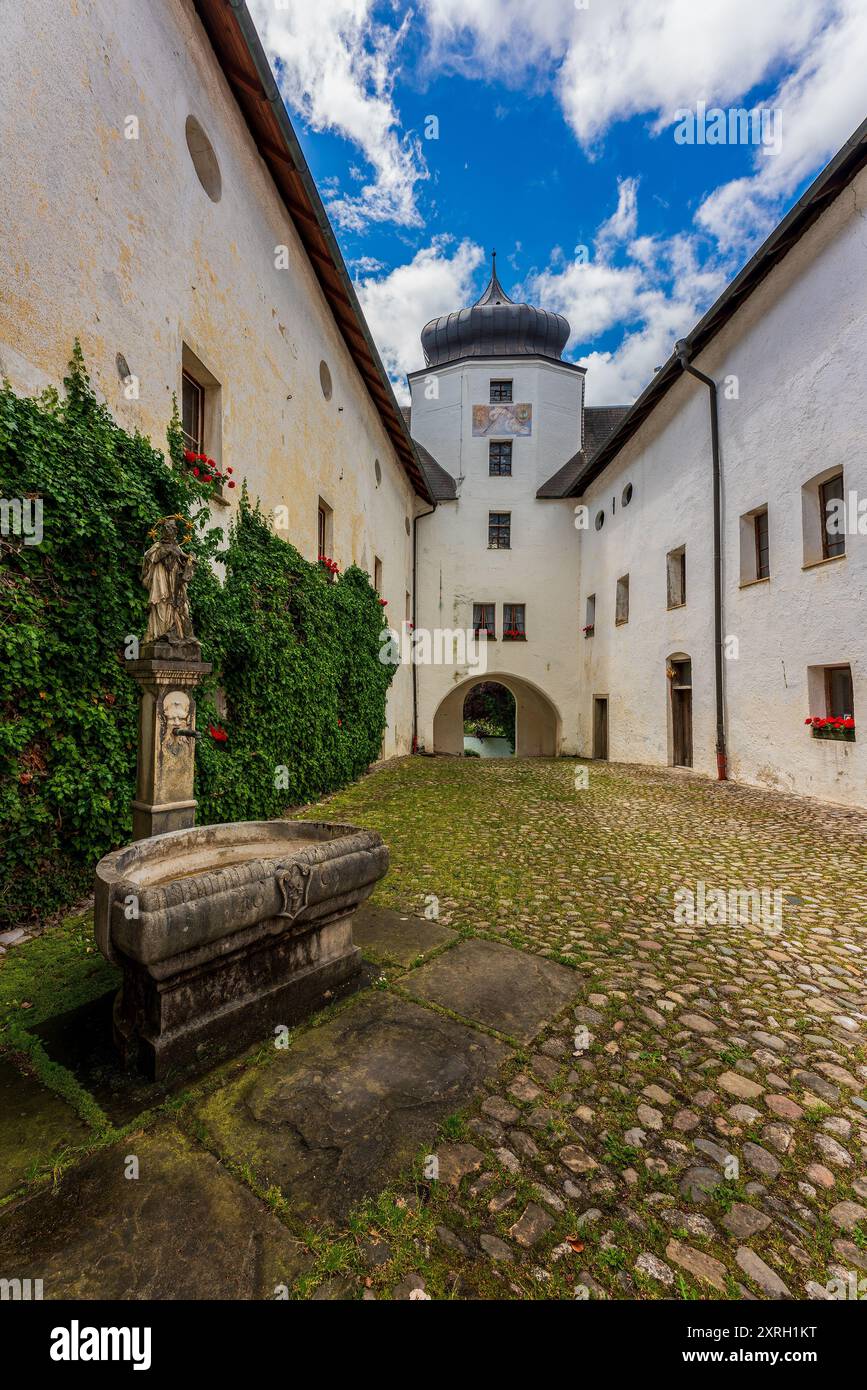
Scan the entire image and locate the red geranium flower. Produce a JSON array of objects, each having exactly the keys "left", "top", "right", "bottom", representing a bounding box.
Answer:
[{"left": 208, "top": 724, "right": 228, "bottom": 743}]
